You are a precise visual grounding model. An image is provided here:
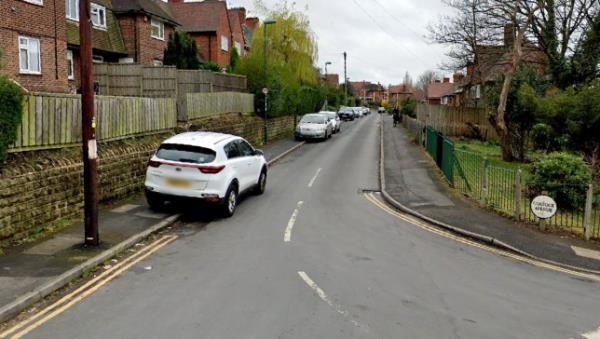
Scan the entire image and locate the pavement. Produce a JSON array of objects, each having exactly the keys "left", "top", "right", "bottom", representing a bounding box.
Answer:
[
  {"left": 8, "top": 113, "right": 600, "bottom": 339},
  {"left": 382, "top": 114, "right": 600, "bottom": 272},
  {"left": 0, "top": 136, "right": 304, "bottom": 324}
]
